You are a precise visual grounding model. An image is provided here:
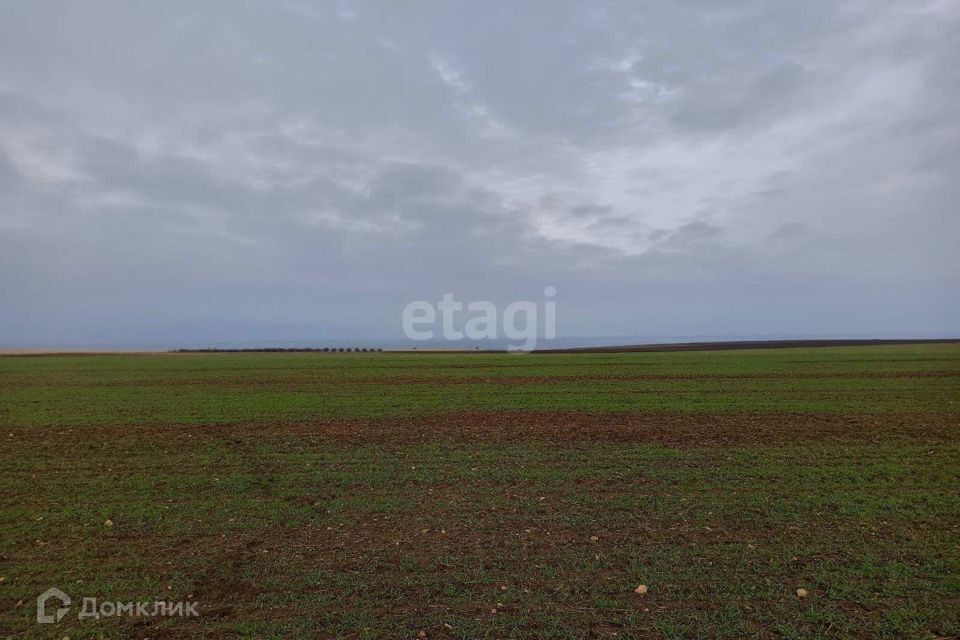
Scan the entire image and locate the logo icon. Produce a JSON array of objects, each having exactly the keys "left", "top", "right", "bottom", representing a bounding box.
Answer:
[{"left": 37, "top": 587, "right": 71, "bottom": 624}]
